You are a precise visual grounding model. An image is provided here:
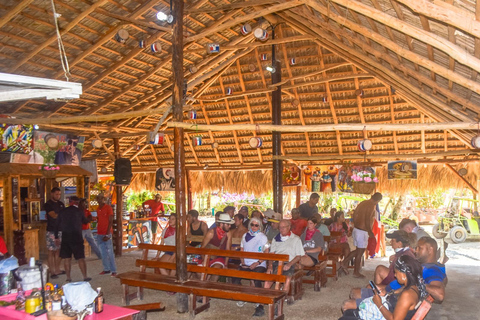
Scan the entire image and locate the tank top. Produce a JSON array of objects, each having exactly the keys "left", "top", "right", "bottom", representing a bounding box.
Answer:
[
  {"left": 190, "top": 222, "right": 205, "bottom": 247},
  {"left": 207, "top": 227, "right": 227, "bottom": 250}
]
